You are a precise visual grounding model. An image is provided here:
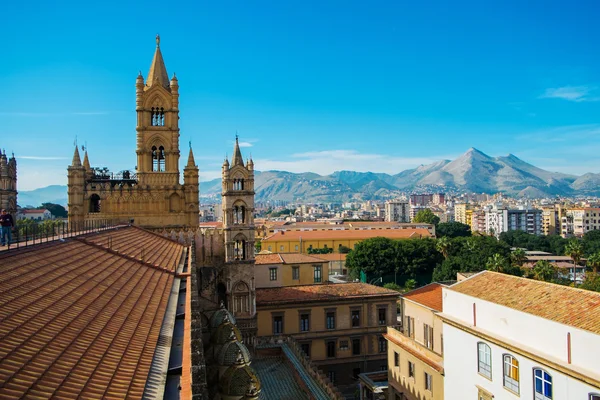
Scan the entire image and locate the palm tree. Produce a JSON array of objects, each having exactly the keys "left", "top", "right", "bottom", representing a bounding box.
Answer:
[
  {"left": 565, "top": 239, "right": 584, "bottom": 267},
  {"left": 510, "top": 248, "right": 527, "bottom": 267},
  {"left": 486, "top": 253, "right": 507, "bottom": 272},
  {"left": 436, "top": 236, "right": 451, "bottom": 259},
  {"left": 587, "top": 252, "right": 600, "bottom": 274},
  {"left": 533, "top": 260, "right": 556, "bottom": 282}
]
